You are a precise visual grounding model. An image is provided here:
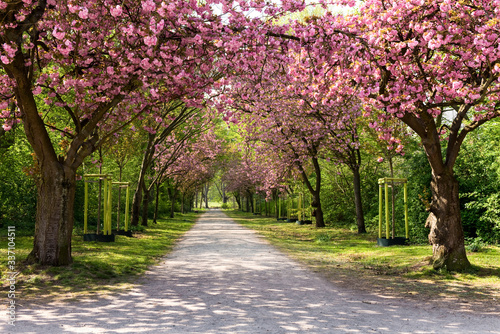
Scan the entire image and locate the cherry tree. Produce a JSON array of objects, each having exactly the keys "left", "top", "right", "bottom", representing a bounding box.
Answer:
[
  {"left": 224, "top": 94, "right": 331, "bottom": 226},
  {"left": 130, "top": 102, "right": 203, "bottom": 226},
  {"left": 291, "top": 0, "right": 500, "bottom": 270},
  {"left": 0, "top": 0, "right": 307, "bottom": 265},
  {"left": 156, "top": 128, "right": 221, "bottom": 217},
  {"left": 219, "top": 41, "right": 367, "bottom": 228}
]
